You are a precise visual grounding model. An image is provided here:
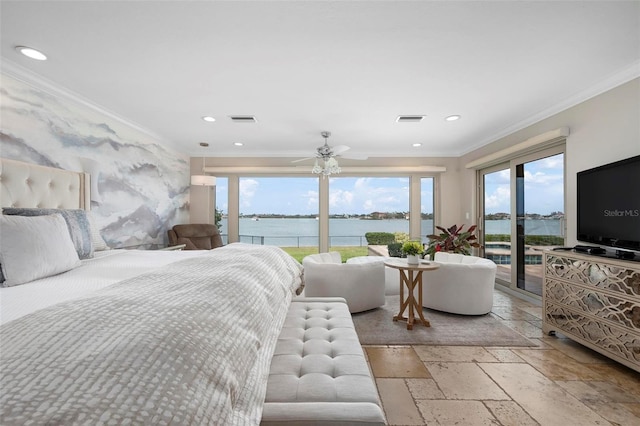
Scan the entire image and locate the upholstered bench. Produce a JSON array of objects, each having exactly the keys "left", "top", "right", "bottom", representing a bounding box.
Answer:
[{"left": 261, "top": 297, "right": 386, "bottom": 426}]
